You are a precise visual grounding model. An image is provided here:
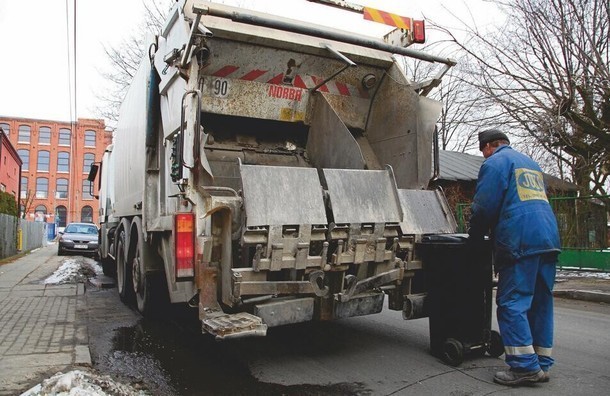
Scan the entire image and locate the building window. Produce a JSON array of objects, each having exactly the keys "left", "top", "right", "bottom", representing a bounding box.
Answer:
[
  {"left": 84, "top": 130, "right": 96, "bottom": 147},
  {"left": 34, "top": 204, "right": 47, "bottom": 222},
  {"left": 56, "top": 206, "right": 67, "bottom": 227},
  {"left": 20, "top": 177, "right": 28, "bottom": 198},
  {"left": 81, "top": 206, "right": 93, "bottom": 223},
  {"left": 59, "top": 128, "right": 71, "bottom": 145},
  {"left": 83, "top": 153, "right": 95, "bottom": 173},
  {"left": 18, "top": 125, "right": 30, "bottom": 143},
  {"left": 17, "top": 149, "right": 29, "bottom": 171},
  {"left": 0, "top": 123, "right": 9, "bottom": 136},
  {"left": 82, "top": 179, "right": 94, "bottom": 200},
  {"left": 39, "top": 126, "right": 51, "bottom": 144},
  {"left": 56, "top": 178, "right": 68, "bottom": 199},
  {"left": 36, "top": 177, "right": 48, "bottom": 199},
  {"left": 37, "top": 150, "right": 50, "bottom": 172},
  {"left": 57, "top": 151, "right": 70, "bottom": 172}
]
